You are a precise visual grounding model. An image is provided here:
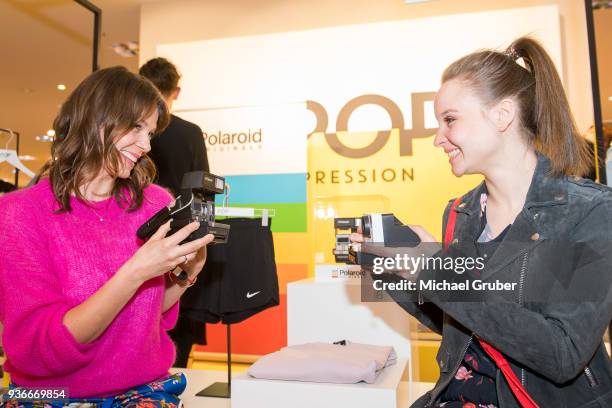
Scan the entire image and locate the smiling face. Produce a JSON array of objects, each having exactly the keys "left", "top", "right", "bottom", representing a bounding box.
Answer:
[
  {"left": 112, "top": 109, "right": 158, "bottom": 179},
  {"left": 433, "top": 79, "right": 502, "bottom": 177}
]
